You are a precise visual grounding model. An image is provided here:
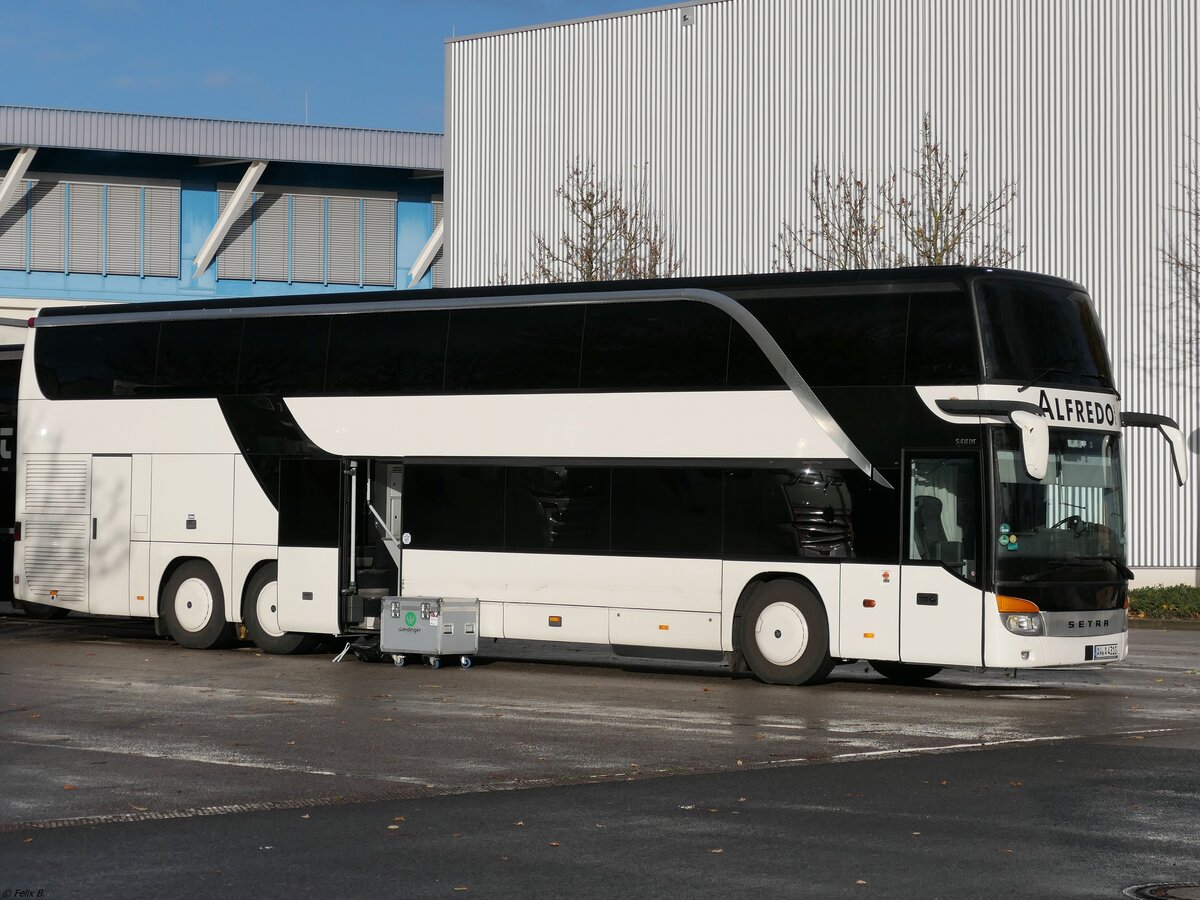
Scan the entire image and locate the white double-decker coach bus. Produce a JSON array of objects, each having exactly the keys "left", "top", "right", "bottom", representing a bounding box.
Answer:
[{"left": 12, "top": 268, "right": 1188, "bottom": 684}]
